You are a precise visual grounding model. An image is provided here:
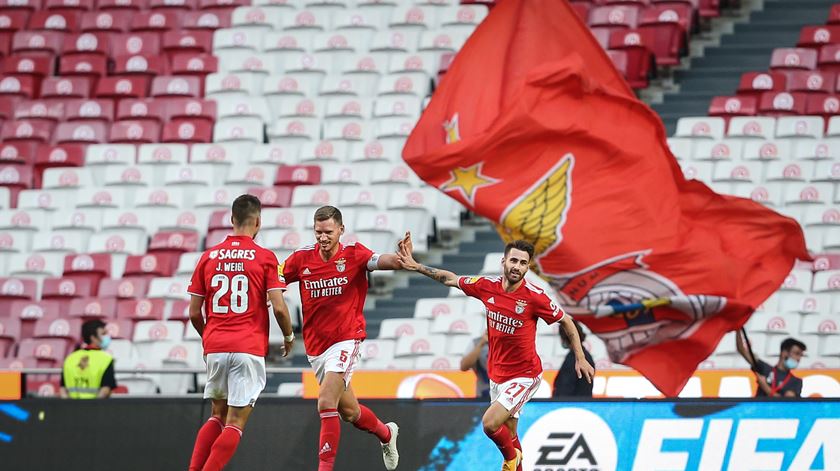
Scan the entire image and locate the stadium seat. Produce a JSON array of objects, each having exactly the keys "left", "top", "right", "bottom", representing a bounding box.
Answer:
[
  {"left": 117, "top": 298, "right": 167, "bottom": 320},
  {"left": 99, "top": 277, "right": 149, "bottom": 299},
  {"left": 394, "top": 334, "right": 446, "bottom": 357},
  {"left": 16, "top": 337, "right": 72, "bottom": 367},
  {"left": 378, "top": 318, "right": 430, "bottom": 339},
  {"left": 758, "top": 92, "right": 808, "bottom": 116},
  {"left": 67, "top": 297, "right": 118, "bottom": 321},
  {"left": 770, "top": 48, "right": 818, "bottom": 71}
]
